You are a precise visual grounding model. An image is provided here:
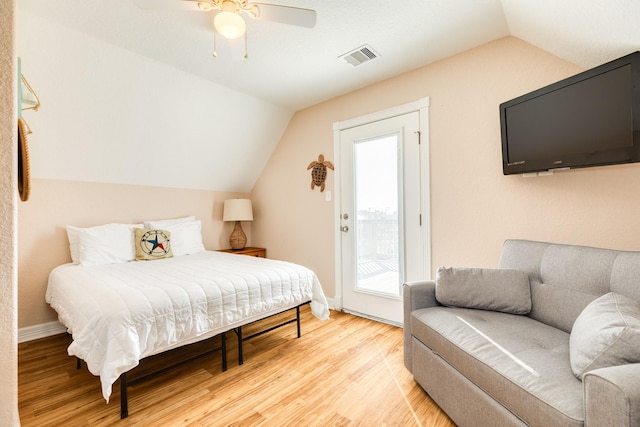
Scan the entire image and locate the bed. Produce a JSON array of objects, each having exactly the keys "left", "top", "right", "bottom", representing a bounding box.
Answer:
[{"left": 45, "top": 219, "right": 329, "bottom": 418}]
